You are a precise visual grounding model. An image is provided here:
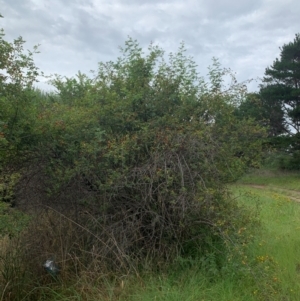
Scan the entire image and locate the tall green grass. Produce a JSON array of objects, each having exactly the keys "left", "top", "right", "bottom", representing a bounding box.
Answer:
[{"left": 232, "top": 173, "right": 300, "bottom": 300}]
